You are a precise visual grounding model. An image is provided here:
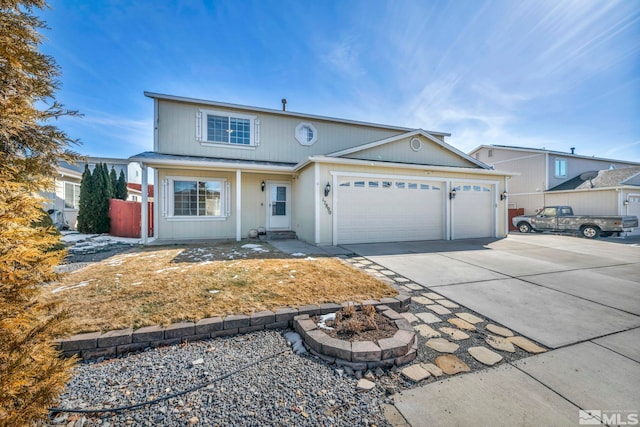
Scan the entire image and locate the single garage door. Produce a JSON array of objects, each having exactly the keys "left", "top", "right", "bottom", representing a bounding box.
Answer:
[
  {"left": 452, "top": 182, "right": 494, "bottom": 239},
  {"left": 627, "top": 195, "right": 640, "bottom": 236},
  {"left": 336, "top": 177, "right": 445, "bottom": 244}
]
